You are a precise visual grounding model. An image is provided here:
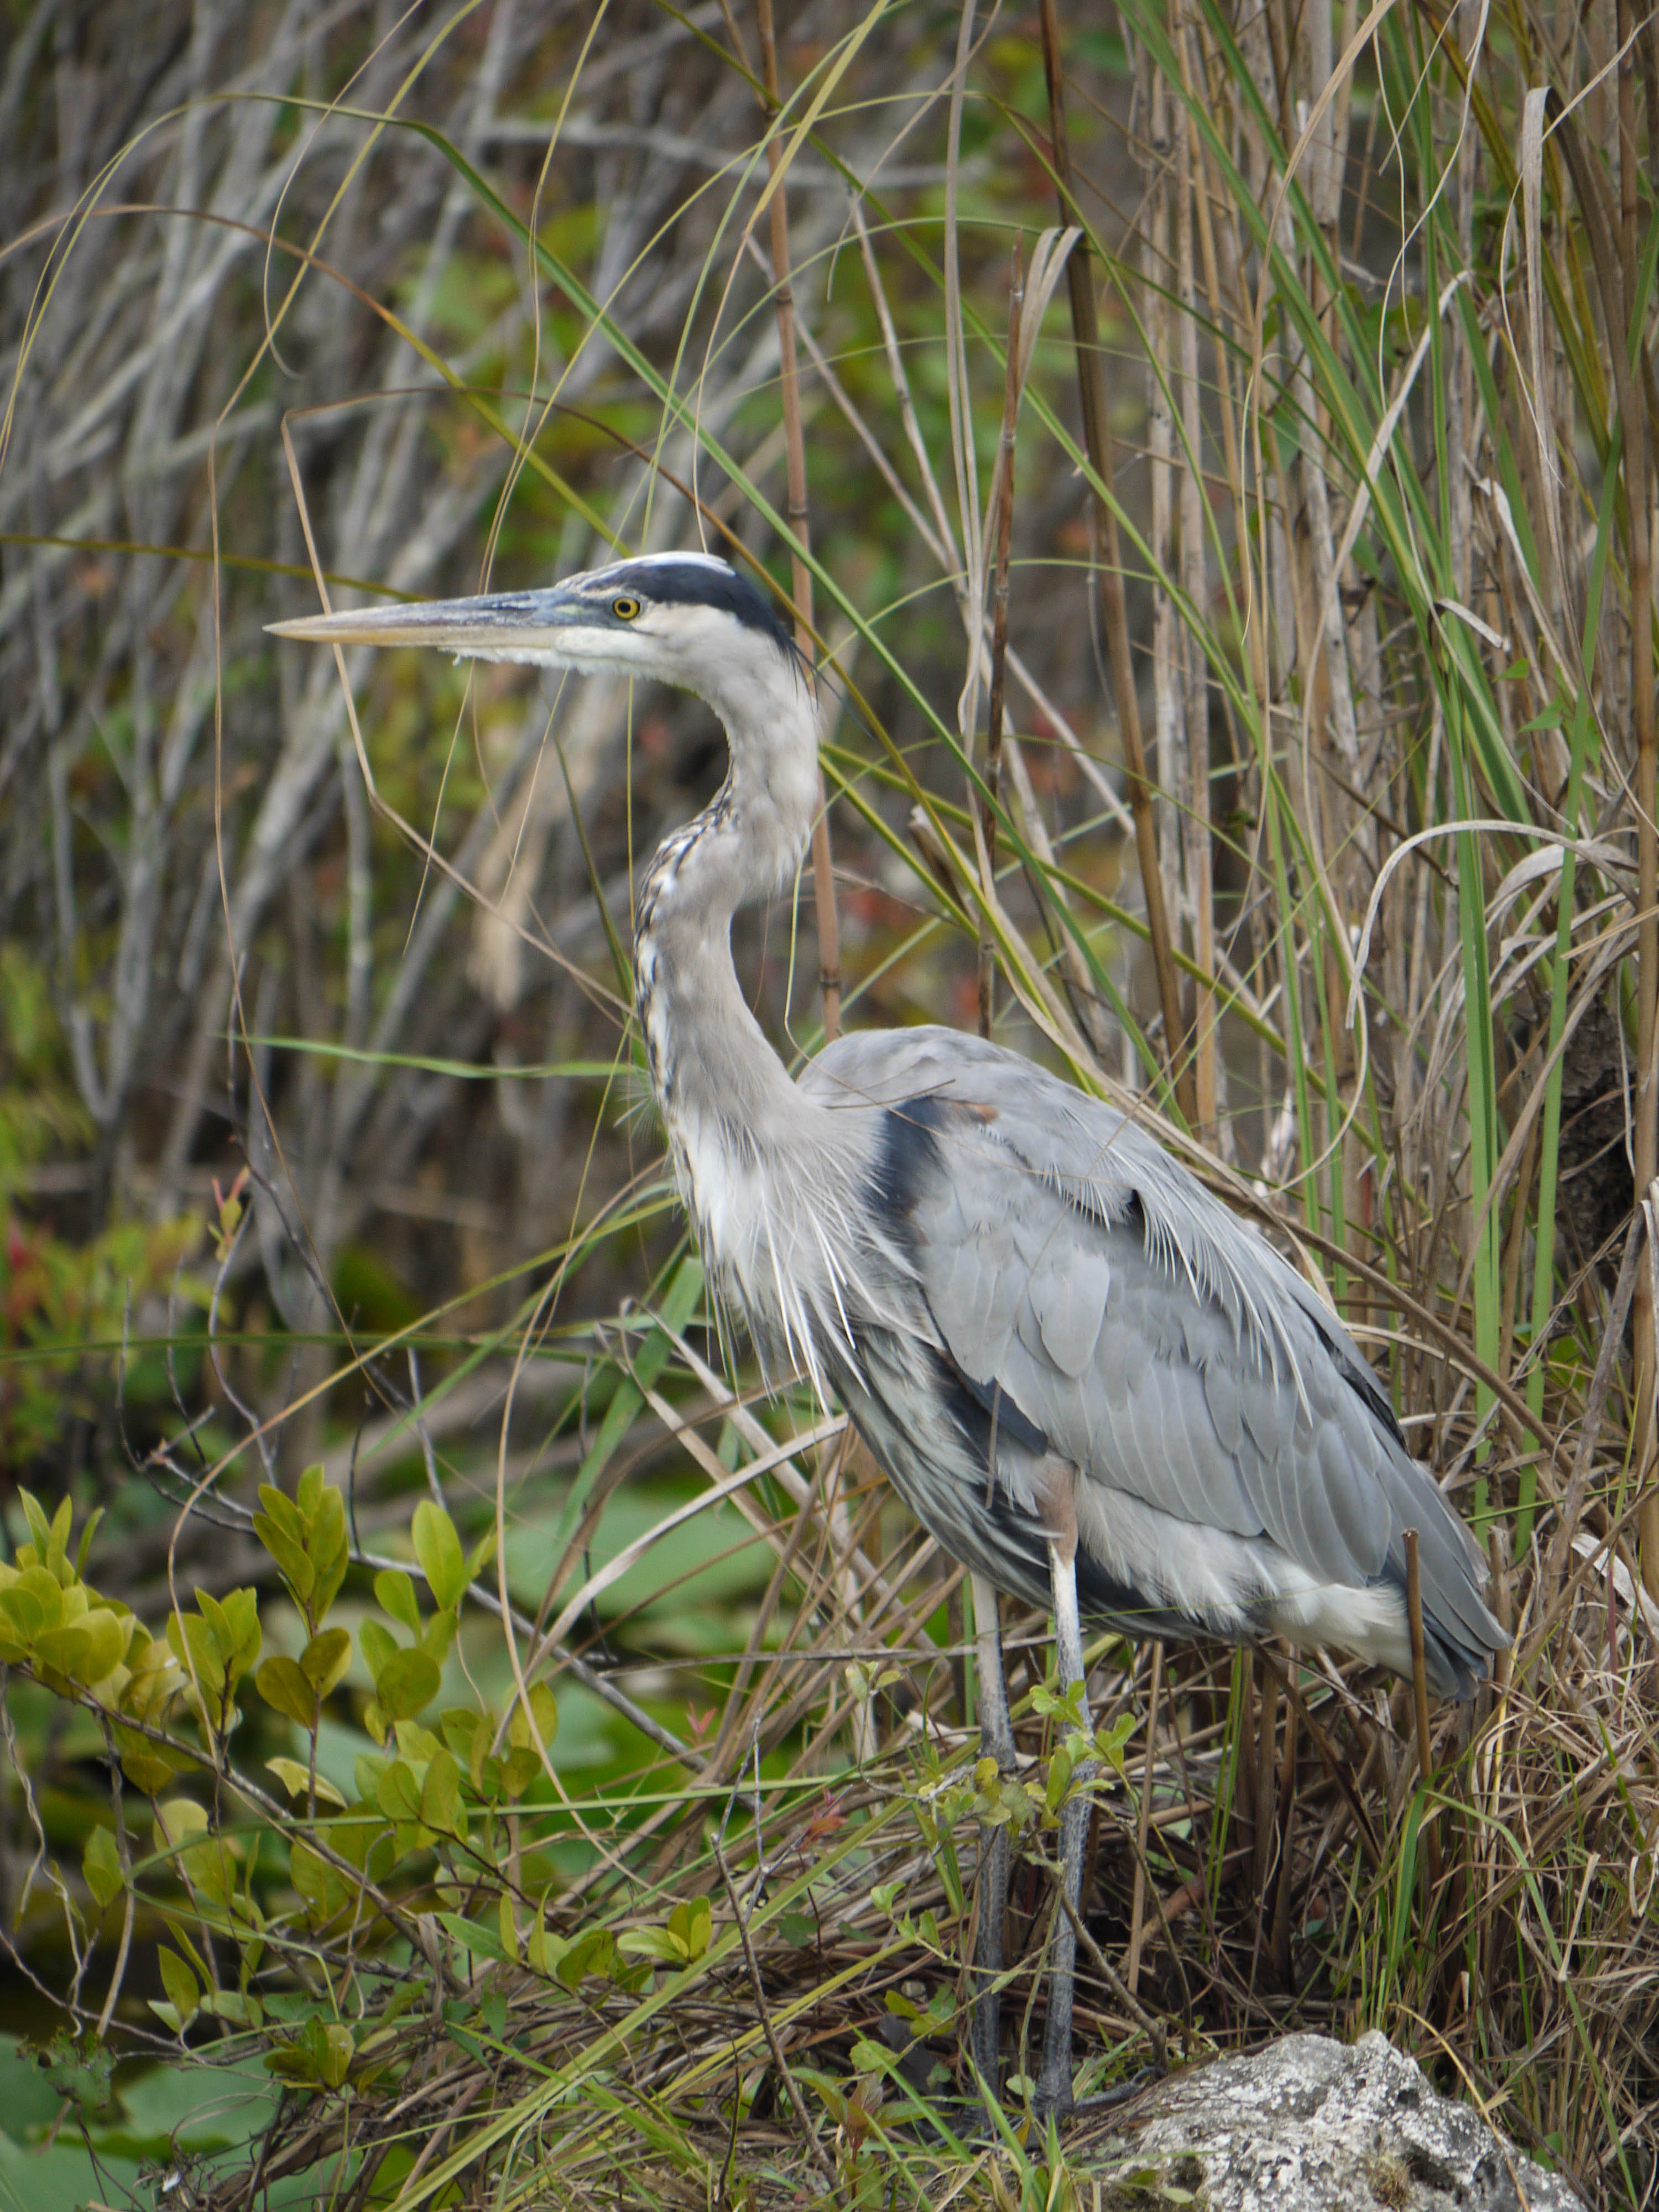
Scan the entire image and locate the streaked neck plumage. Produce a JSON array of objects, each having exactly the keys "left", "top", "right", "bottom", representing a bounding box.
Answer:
[{"left": 634, "top": 627, "right": 826, "bottom": 1201}]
